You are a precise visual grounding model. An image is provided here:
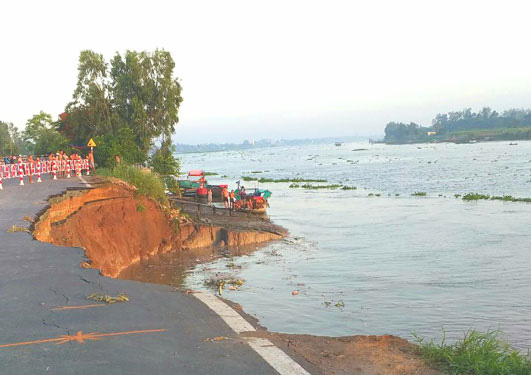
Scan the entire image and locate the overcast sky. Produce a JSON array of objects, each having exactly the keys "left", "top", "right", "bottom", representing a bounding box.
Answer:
[{"left": 2, "top": 0, "right": 531, "bottom": 143}]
